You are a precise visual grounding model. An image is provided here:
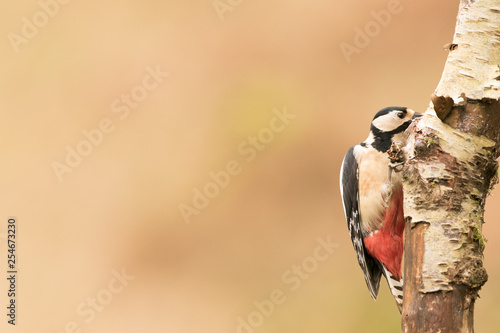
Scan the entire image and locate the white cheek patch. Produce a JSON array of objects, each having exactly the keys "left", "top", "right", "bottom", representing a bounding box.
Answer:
[
  {"left": 372, "top": 112, "right": 413, "bottom": 132},
  {"left": 372, "top": 114, "right": 401, "bottom": 132}
]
